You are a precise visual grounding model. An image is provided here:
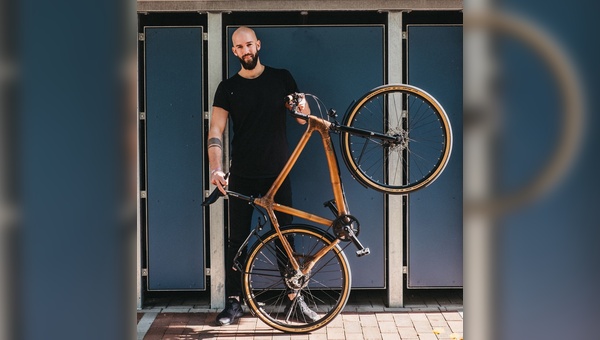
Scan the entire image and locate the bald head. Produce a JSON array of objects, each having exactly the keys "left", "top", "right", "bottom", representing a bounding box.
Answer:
[{"left": 232, "top": 26, "right": 259, "bottom": 46}]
